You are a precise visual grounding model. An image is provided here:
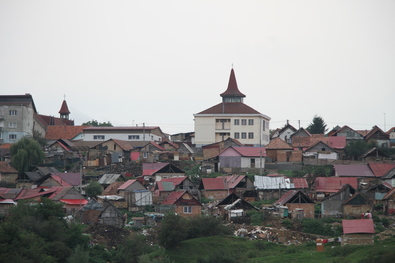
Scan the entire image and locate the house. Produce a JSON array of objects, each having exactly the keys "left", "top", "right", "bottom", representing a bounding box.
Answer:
[
  {"left": 215, "top": 193, "right": 258, "bottom": 221},
  {"left": 254, "top": 175, "right": 293, "bottom": 200},
  {"left": 152, "top": 176, "right": 199, "bottom": 204},
  {"left": 361, "top": 183, "right": 392, "bottom": 206},
  {"left": 0, "top": 143, "right": 12, "bottom": 162},
  {"left": 141, "top": 162, "right": 185, "bottom": 184},
  {"left": 80, "top": 198, "right": 105, "bottom": 224},
  {"left": 199, "top": 175, "right": 255, "bottom": 201},
  {"left": 368, "top": 163, "right": 395, "bottom": 179},
  {"left": 14, "top": 188, "right": 58, "bottom": 202},
  {"left": 321, "top": 184, "right": 356, "bottom": 217},
  {"left": 81, "top": 126, "right": 167, "bottom": 143},
  {"left": 98, "top": 201, "right": 125, "bottom": 227},
  {"left": 17, "top": 166, "right": 60, "bottom": 188},
  {"left": 342, "top": 219, "right": 375, "bottom": 246},
  {"left": 0, "top": 187, "right": 21, "bottom": 216},
  {"left": 330, "top": 125, "right": 365, "bottom": 143},
  {"left": 138, "top": 142, "right": 167, "bottom": 162},
  {"left": 271, "top": 121, "right": 297, "bottom": 144},
  {"left": 342, "top": 192, "right": 372, "bottom": 218},
  {"left": 0, "top": 94, "right": 38, "bottom": 143},
  {"left": 118, "top": 179, "right": 152, "bottom": 211},
  {"left": 97, "top": 174, "right": 125, "bottom": 189},
  {"left": 314, "top": 177, "right": 358, "bottom": 200},
  {"left": 303, "top": 141, "right": 338, "bottom": 161},
  {"left": 175, "top": 142, "right": 195, "bottom": 161},
  {"left": 382, "top": 187, "right": 395, "bottom": 215},
  {"left": 38, "top": 172, "right": 82, "bottom": 188},
  {"left": 0, "top": 161, "right": 19, "bottom": 185},
  {"left": 47, "top": 186, "right": 88, "bottom": 216},
  {"left": 386, "top": 127, "right": 395, "bottom": 147},
  {"left": 202, "top": 137, "right": 244, "bottom": 160},
  {"left": 157, "top": 191, "right": 202, "bottom": 217},
  {"left": 0, "top": 198, "right": 16, "bottom": 216},
  {"left": 333, "top": 164, "right": 375, "bottom": 186},
  {"left": 217, "top": 146, "right": 266, "bottom": 173},
  {"left": 193, "top": 68, "right": 271, "bottom": 147},
  {"left": 290, "top": 128, "right": 312, "bottom": 150},
  {"left": 88, "top": 138, "right": 134, "bottom": 164},
  {"left": 361, "top": 147, "right": 390, "bottom": 161},
  {"left": 364, "top": 125, "right": 390, "bottom": 148},
  {"left": 265, "top": 138, "right": 301, "bottom": 163},
  {"left": 382, "top": 167, "right": 395, "bottom": 187},
  {"left": 273, "top": 190, "right": 315, "bottom": 219}
]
